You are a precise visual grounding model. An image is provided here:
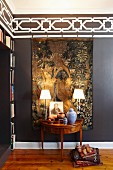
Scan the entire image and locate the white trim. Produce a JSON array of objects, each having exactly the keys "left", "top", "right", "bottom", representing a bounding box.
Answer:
[
  {"left": 93, "top": 35, "right": 113, "bottom": 38},
  {"left": 13, "top": 35, "right": 113, "bottom": 39},
  {"left": 78, "top": 35, "right": 92, "bottom": 38},
  {"left": 47, "top": 35, "right": 62, "bottom": 38},
  {"left": 15, "top": 142, "right": 113, "bottom": 149},
  {"left": 14, "top": 35, "right": 32, "bottom": 39},
  {"left": 63, "top": 35, "right": 77, "bottom": 37},
  {"left": 33, "top": 35, "right": 48, "bottom": 38}
]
